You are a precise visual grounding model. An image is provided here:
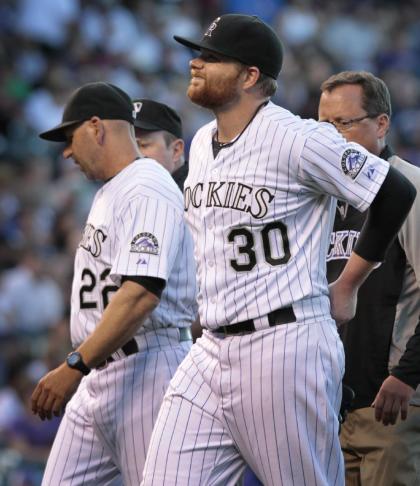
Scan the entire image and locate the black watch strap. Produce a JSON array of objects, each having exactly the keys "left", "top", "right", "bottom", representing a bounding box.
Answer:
[{"left": 66, "top": 351, "right": 91, "bottom": 376}]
